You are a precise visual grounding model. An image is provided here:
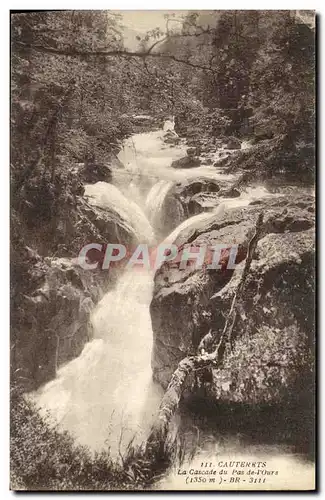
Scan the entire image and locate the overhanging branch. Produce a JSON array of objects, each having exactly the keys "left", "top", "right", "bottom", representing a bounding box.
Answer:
[{"left": 14, "top": 41, "right": 216, "bottom": 73}]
